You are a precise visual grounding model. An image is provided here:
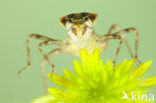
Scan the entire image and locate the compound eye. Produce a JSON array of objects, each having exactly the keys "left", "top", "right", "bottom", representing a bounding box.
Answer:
[
  {"left": 82, "top": 25, "right": 88, "bottom": 35},
  {"left": 71, "top": 27, "right": 77, "bottom": 35}
]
